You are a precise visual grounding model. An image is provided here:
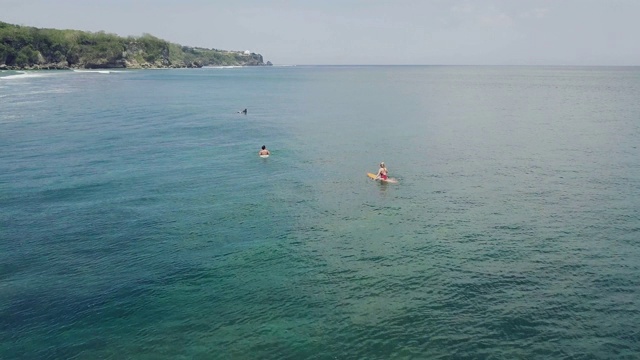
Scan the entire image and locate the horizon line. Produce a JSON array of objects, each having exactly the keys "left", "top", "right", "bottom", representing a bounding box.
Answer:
[{"left": 271, "top": 64, "right": 640, "bottom": 67}]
